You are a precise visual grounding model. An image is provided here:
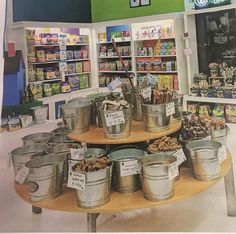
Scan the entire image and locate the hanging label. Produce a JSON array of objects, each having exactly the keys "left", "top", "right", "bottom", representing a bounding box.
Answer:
[
  {"left": 120, "top": 160, "right": 140, "bottom": 177},
  {"left": 173, "top": 149, "right": 186, "bottom": 166},
  {"left": 67, "top": 171, "right": 86, "bottom": 190},
  {"left": 166, "top": 102, "right": 175, "bottom": 116},
  {"left": 15, "top": 165, "right": 30, "bottom": 184},
  {"left": 107, "top": 77, "right": 123, "bottom": 91},
  {"left": 105, "top": 110, "right": 125, "bottom": 127},
  {"left": 141, "top": 87, "right": 152, "bottom": 100},
  {"left": 70, "top": 148, "right": 86, "bottom": 160},
  {"left": 218, "top": 145, "right": 227, "bottom": 164},
  {"left": 168, "top": 162, "right": 179, "bottom": 180}
]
